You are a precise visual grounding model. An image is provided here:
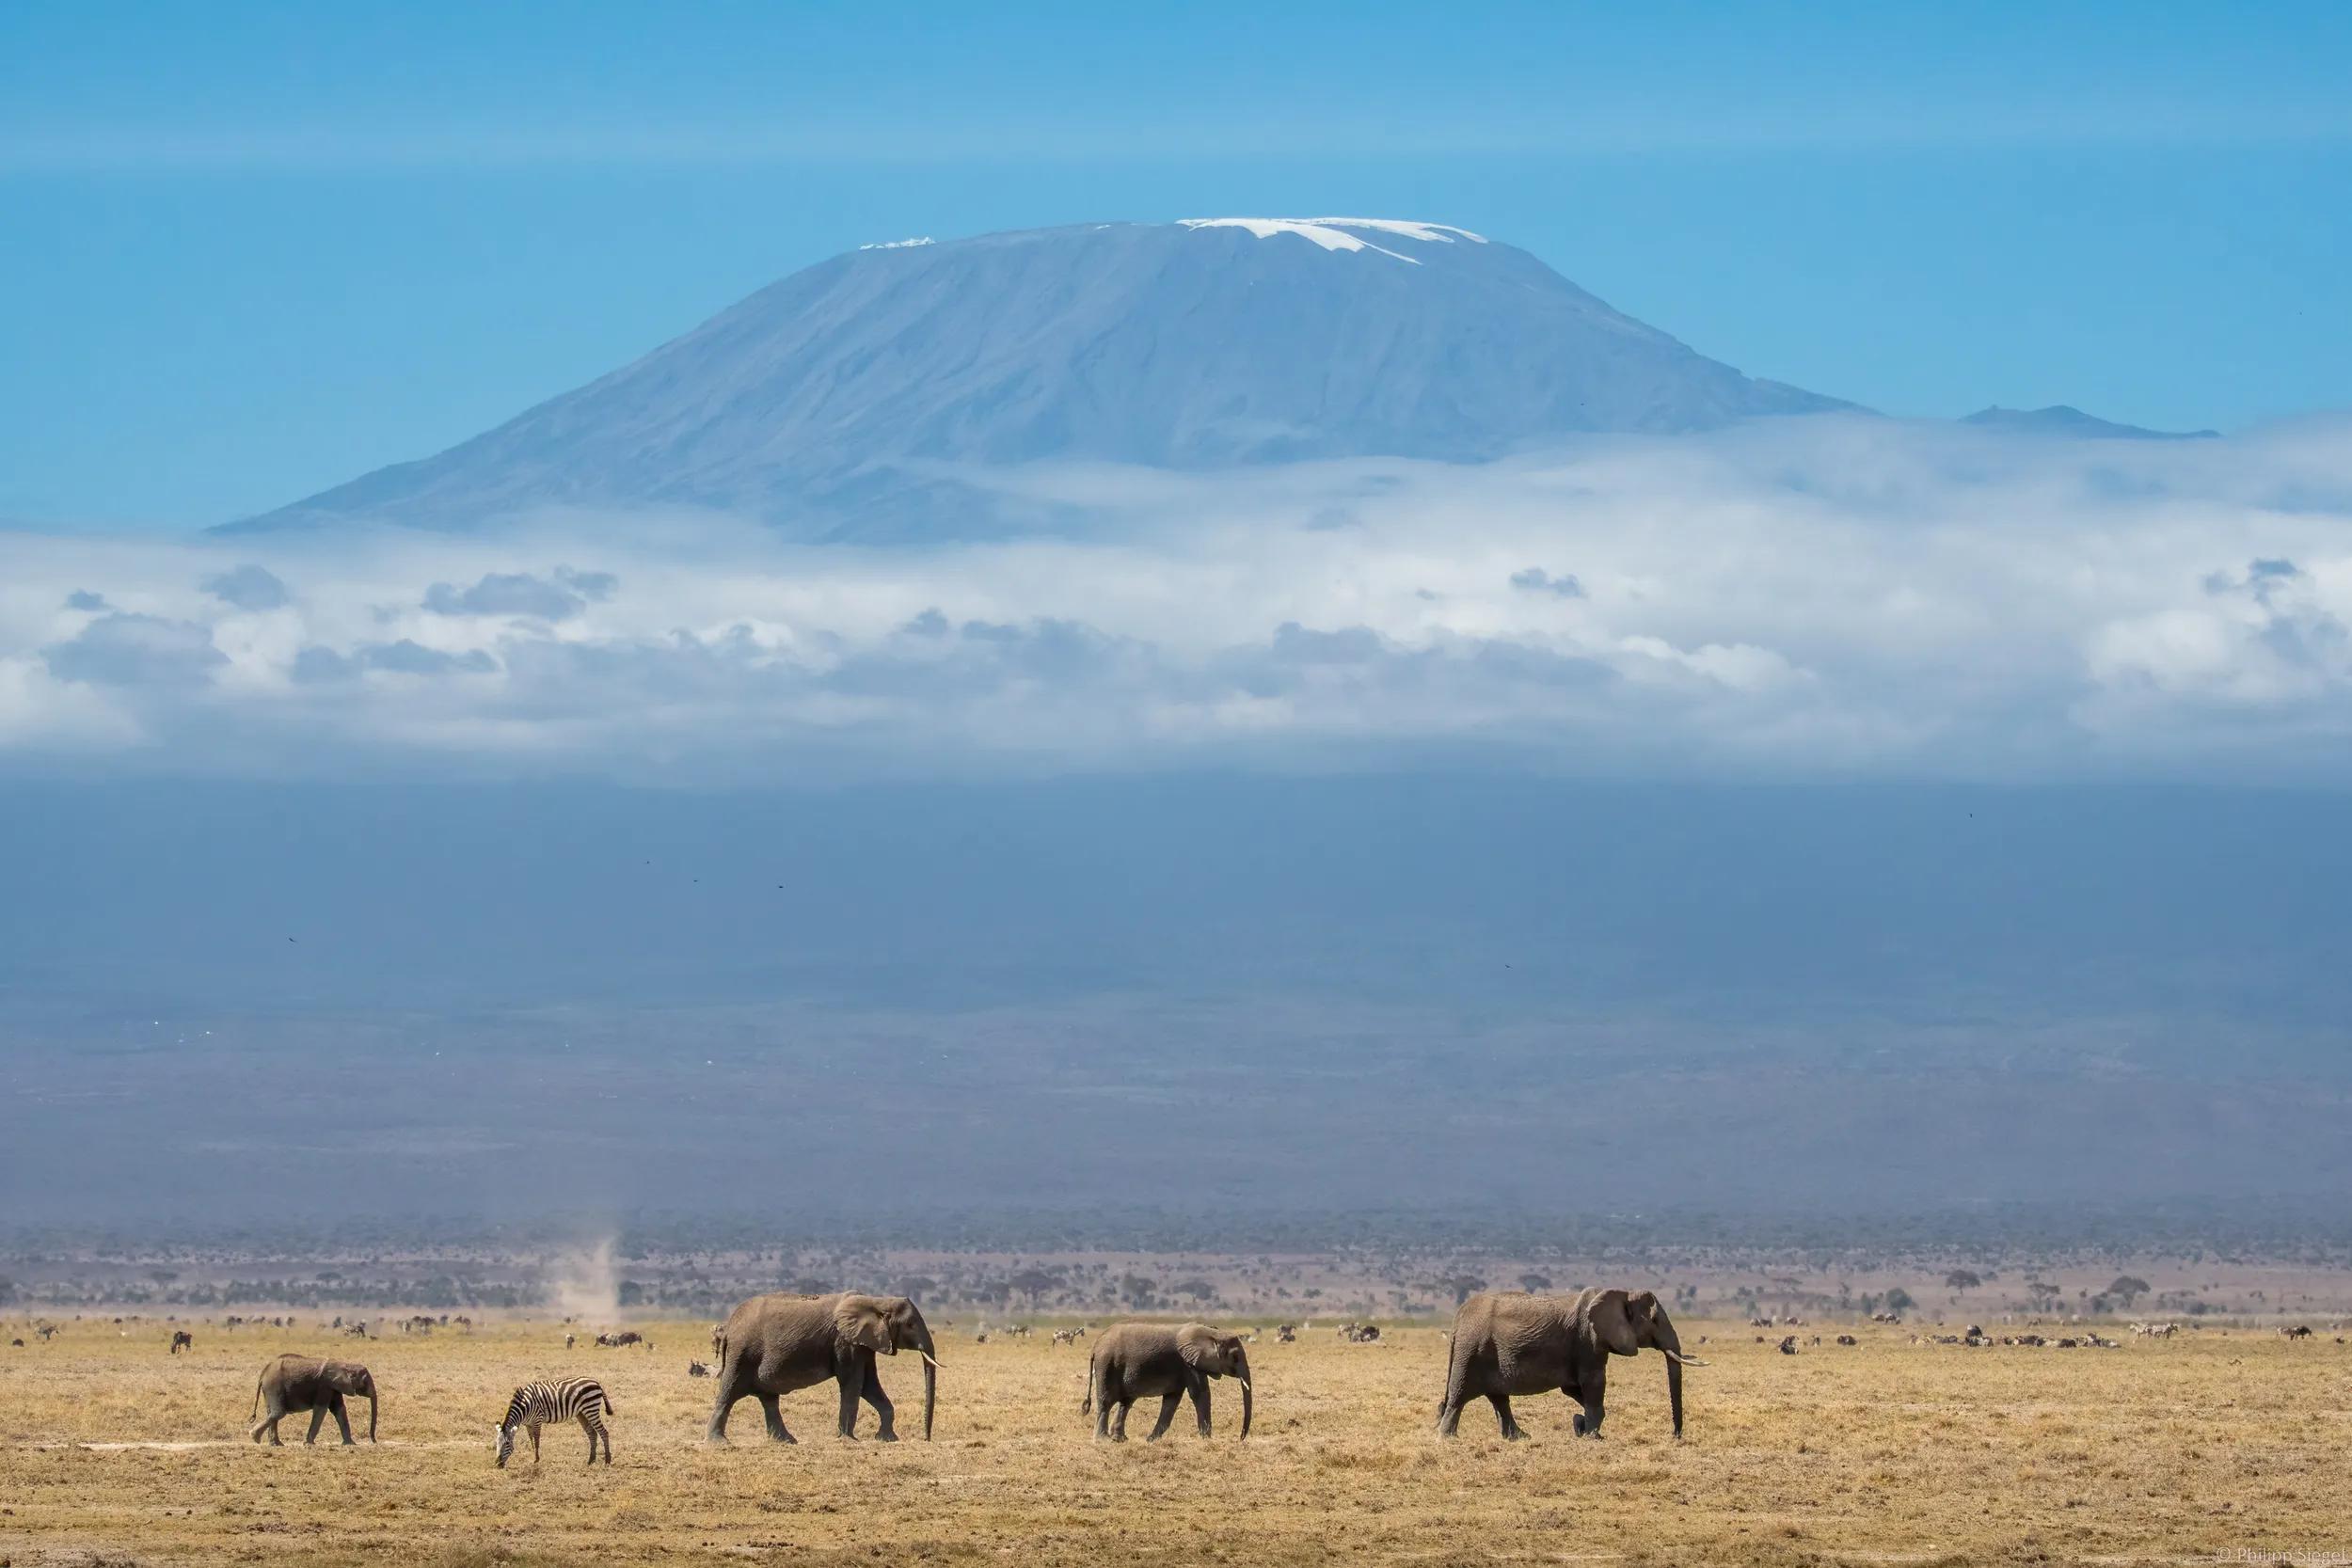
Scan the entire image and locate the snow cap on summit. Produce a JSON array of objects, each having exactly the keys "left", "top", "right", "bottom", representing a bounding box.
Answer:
[{"left": 1178, "top": 217, "right": 1487, "bottom": 263}]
